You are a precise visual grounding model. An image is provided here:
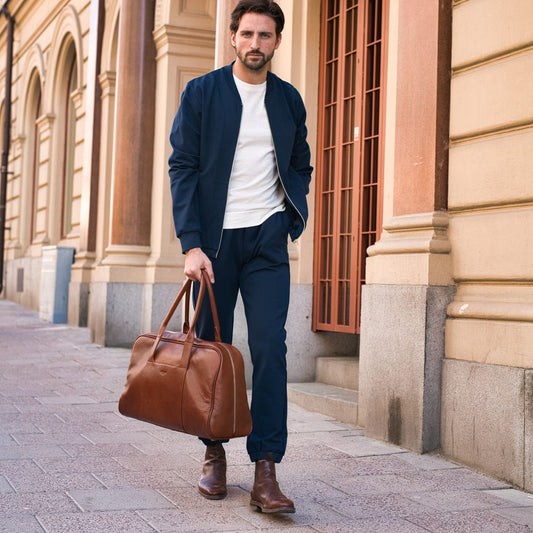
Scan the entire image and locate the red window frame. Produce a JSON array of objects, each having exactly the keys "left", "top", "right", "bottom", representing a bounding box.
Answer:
[{"left": 313, "top": 0, "right": 387, "bottom": 333}]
